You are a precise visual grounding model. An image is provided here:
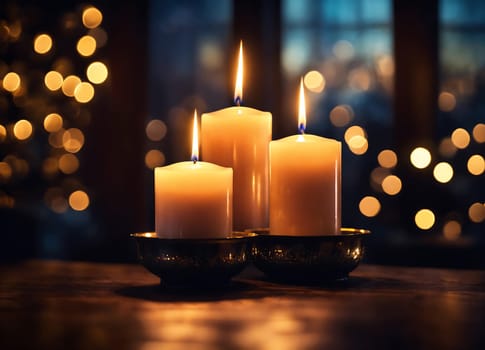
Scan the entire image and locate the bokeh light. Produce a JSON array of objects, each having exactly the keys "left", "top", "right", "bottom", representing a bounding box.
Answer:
[
  {"left": 410, "top": 147, "right": 431, "bottom": 169},
  {"left": 62, "top": 75, "right": 81, "bottom": 97},
  {"left": 381, "top": 175, "right": 402, "bottom": 195},
  {"left": 7, "top": 20, "right": 21, "bottom": 41},
  {"left": 348, "top": 135, "right": 368, "bottom": 155},
  {"left": 376, "top": 55, "right": 394, "bottom": 77},
  {"left": 467, "top": 155, "right": 485, "bottom": 175},
  {"left": 76, "top": 35, "right": 96, "bottom": 57},
  {"left": 145, "top": 149, "right": 166, "bottom": 169},
  {"left": 330, "top": 105, "right": 353, "bottom": 127},
  {"left": 88, "top": 27, "right": 108, "bottom": 48},
  {"left": 58, "top": 153, "right": 79, "bottom": 174},
  {"left": 377, "top": 149, "right": 397, "bottom": 168},
  {"left": 43, "top": 113, "right": 63, "bottom": 132},
  {"left": 0, "top": 192, "right": 14, "bottom": 208},
  {"left": 415, "top": 209, "right": 435, "bottom": 230},
  {"left": 472, "top": 123, "right": 485, "bottom": 143},
  {"left": 0, "top": 124, "right": 6, "bottom": 142},
  {"left": 146, "top": 119, "right": 167, "bottom": 141},
  {"left": 86, "top": 61, "right": 108, "bottom": 84},
  {"left": 42, "top": 157, "right": 58, "bottom": 177},
  {"left": 44, "top": 71, "right": 63, "bottom": 91},
  {"left": 468, "top": 202, "right": 485, "bottom": 223},
  {"left": 433, "top": 162, "right": 454, "bottom": 183},
  {"left": 62, "top": 128, "right": 84, "bottom": 153},
  {"left": 49, "top": 128, "right": 65, "bottom": 148},
  {"left": 82, "top": 7, "right": 103, "bottom": 29},
  {"left": 344, "top": 125, "right": 366, "bottom": 144},
  {"left": 451, "top": 128, "right": 470, "bottom": 149},
  {"left": 438, "top": 91, "right": 456, "bottom": 111},
  {"left": 2, "top": 72, "right": 21, "bottom": 92},
  {"left": 74, "top": 82, "right": 94, "bottom": 103},
  {"left": 0, "top": 162, "right": 12, "bottom": 182},
  {"left": 3, "top": 155, "right": 29, "bottom": 178},
  {"left": 13, "top": 119, "right": 33, "bottom": 140},
  {"left": 303, "top": 70, "right": 325, "bottom": 93},
  {"left": 198, "top": 41, "right": 222, "bottom": 71},
  {"left": 33, "top": 33, "right": 52, "bottom": 54},
  {"left": 348, "top": 67, "right": 371, "bottom": 91},
  {"left": 443, "top": 220, "right": 461, "bottom": 240},
  {"left": 69, "top": 190, "right": 90, "bottom": 211},
  {"left": 359, "top": 196, "right": 381, "bottom": 217},
  {"left": 438, "top": 137, "right": 457, "bottom": 158},
  {"left": 53, "top": 57, "right": 73, "bottom": 76},
  {"left": 333, "top": 40, "right": 354, "bottom": 60},
  {"left": 370, "top": 167, "right": 390, "bottom": 189},
  {"left": 44, "top": 187, "right": 68, "bottom": 214}
]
